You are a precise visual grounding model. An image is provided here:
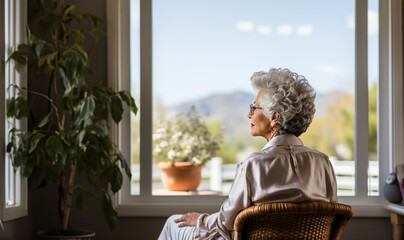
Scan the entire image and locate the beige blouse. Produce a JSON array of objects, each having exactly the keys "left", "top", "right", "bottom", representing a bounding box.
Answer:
[{"left": 194, "top": 134, "right": 338, "bottom": 240}]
